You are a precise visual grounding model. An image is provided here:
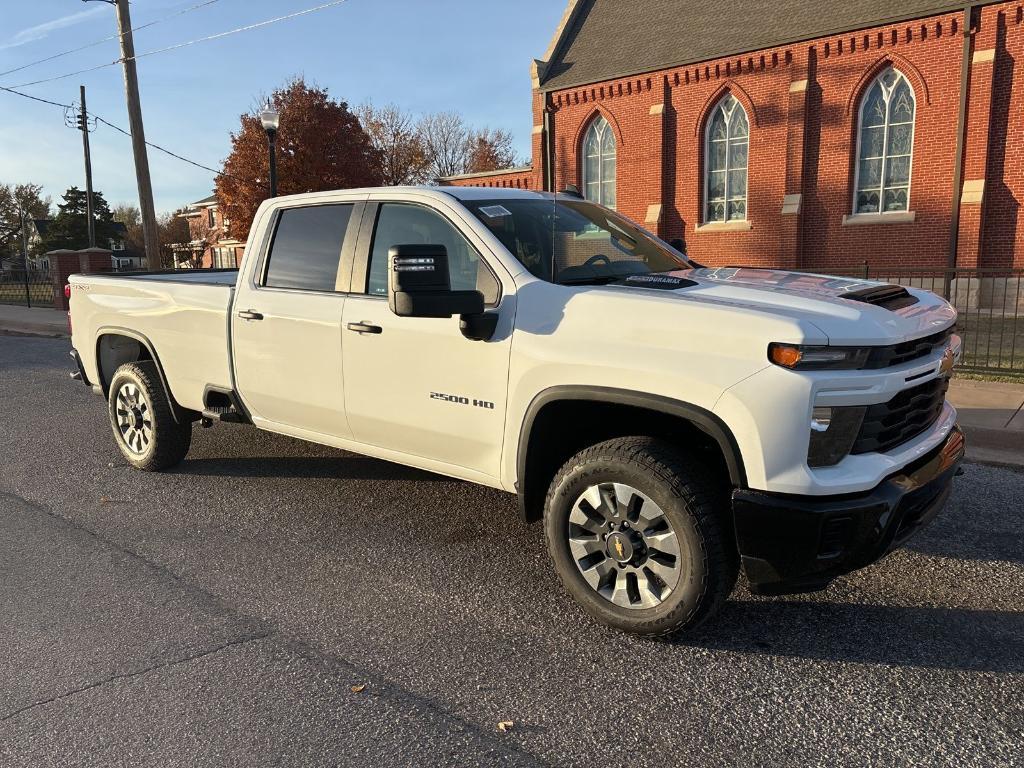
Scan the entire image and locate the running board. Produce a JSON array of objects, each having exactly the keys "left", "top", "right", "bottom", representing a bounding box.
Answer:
[{"left": 201, "top": 405, "right": 249, "bottom": 424}]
